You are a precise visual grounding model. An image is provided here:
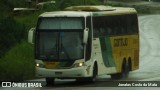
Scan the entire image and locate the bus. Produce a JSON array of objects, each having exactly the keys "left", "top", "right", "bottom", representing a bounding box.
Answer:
[{"left": 28, "top": 5, "right": 139, "bottom": 84}]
